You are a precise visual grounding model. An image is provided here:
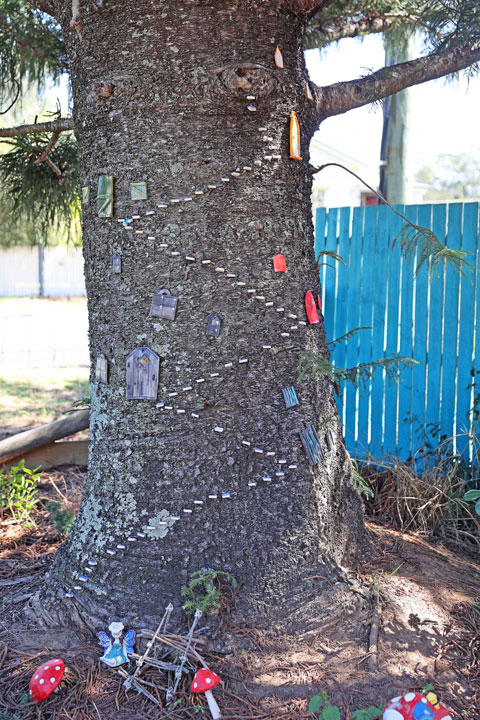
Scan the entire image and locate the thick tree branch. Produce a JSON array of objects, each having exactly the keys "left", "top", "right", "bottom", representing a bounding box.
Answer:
[
  {"left": 304, "top": 12, "right": 436, "bottom": 48},
  {"left": 314, "top": 43, "right": 480, "bottom": 123},
  {"left": 287, "top": 0, "right": 336, "bottom": 16},
  {"left": 0, "top": 118, "right": 73, "bottom": 138},
  {"left": 305, "top": 11, "right": 438, "bottom": 47}
]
